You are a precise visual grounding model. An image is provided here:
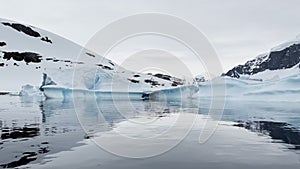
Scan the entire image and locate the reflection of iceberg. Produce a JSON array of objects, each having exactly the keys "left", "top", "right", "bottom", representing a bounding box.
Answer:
[{"left": 71, "top": 97, "right": 199, "bottom": 137}]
